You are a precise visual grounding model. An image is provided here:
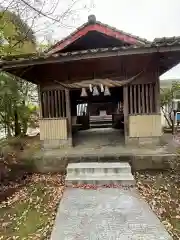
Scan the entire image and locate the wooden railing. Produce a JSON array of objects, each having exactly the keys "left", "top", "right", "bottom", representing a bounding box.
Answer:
[
  {"left": 128, "top": 83, "right": 156, "bottom": 115},
  {"left": 41, "top": 90, "right": 66, "bottom": 118}
]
